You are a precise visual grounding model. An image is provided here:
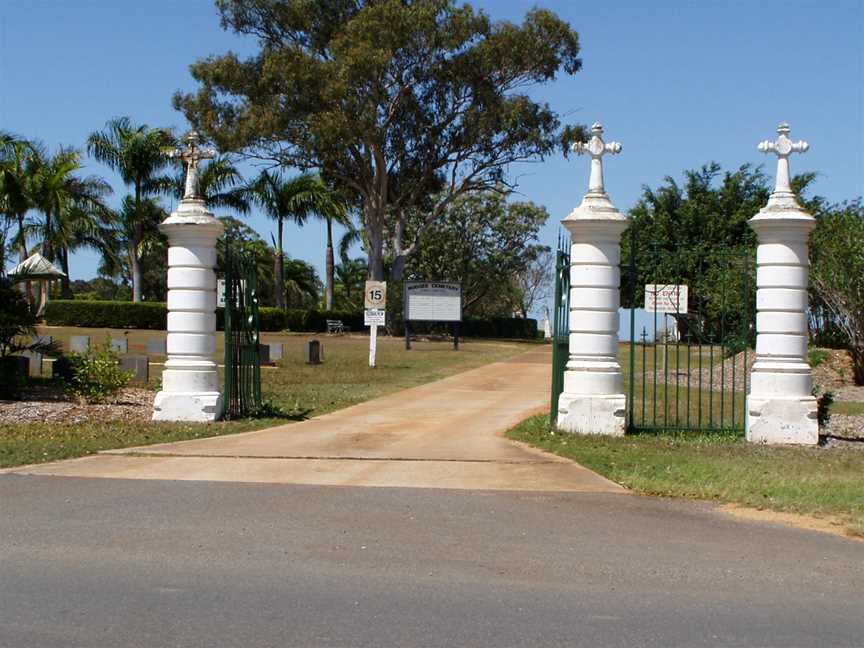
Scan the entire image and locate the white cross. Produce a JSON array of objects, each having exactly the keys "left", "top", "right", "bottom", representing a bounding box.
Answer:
[
  {"left": 758, "top": 123, "right": 808, "bottom": 196},
  {"left": 171, "top": 130, "right": 216, "bottom": 200},
  {"left": 572, "top": 122, "right": 622, "bottom": 195}
]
